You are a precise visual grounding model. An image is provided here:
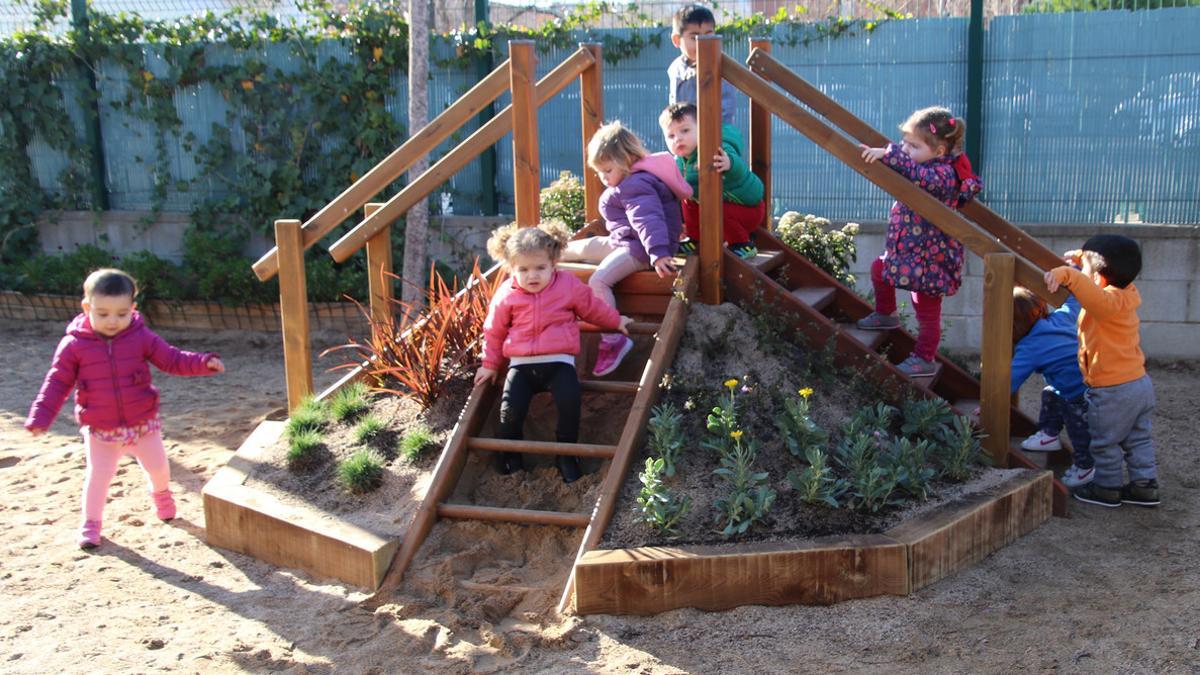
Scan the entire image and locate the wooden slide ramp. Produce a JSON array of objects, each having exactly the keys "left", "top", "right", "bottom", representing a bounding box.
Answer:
[
  {"left": 725, "top": 235, "right": 1072, "bottom": 516},
  {"left": 366, "top": 256, "right": 698, "bottom": 605}
]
